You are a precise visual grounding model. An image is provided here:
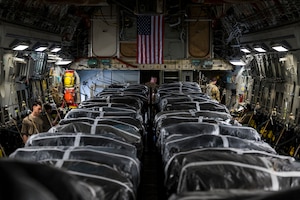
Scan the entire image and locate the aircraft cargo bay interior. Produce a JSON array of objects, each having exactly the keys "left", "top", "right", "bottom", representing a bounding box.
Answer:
[{"left": 0, "top": 0, "right": 300, "bottom": 200}]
